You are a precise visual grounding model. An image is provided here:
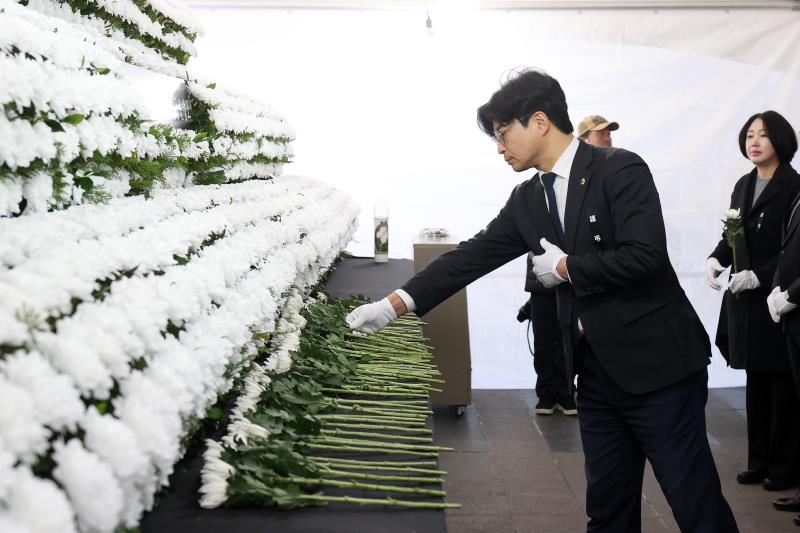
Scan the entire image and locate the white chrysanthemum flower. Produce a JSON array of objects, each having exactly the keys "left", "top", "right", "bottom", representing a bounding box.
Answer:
[
  {"left": 724, "top": 208, "right": 741, "bottom": 220},
  {"left": 6, "top": 467, "right": 77, "bottom": 533},
  {"left": 0, "top": 376, "right": 49, "bottom": 463},
  {"left": 82, "top": 408, "right": 150, "bottom": 481},
  {"left": 0, "top": 444, "right": 15, "bottom": 501},
  {"left": 223, "top": 418, "right": 269, "bottom": 448},
  {"left": 0, "top": 176, "right": 24, "bottom": 217},
  {"left": 52, "top": 439, "right": 125, "bottom": 533},
  {"left": 199, "top": 440, "right": 234, "bottom": 509},
  {"left": 0, "top": 515, "right": 31, "bottom": 533},
  {"left": 0, "top": 351, "right": 84, "bottom": 432}
]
